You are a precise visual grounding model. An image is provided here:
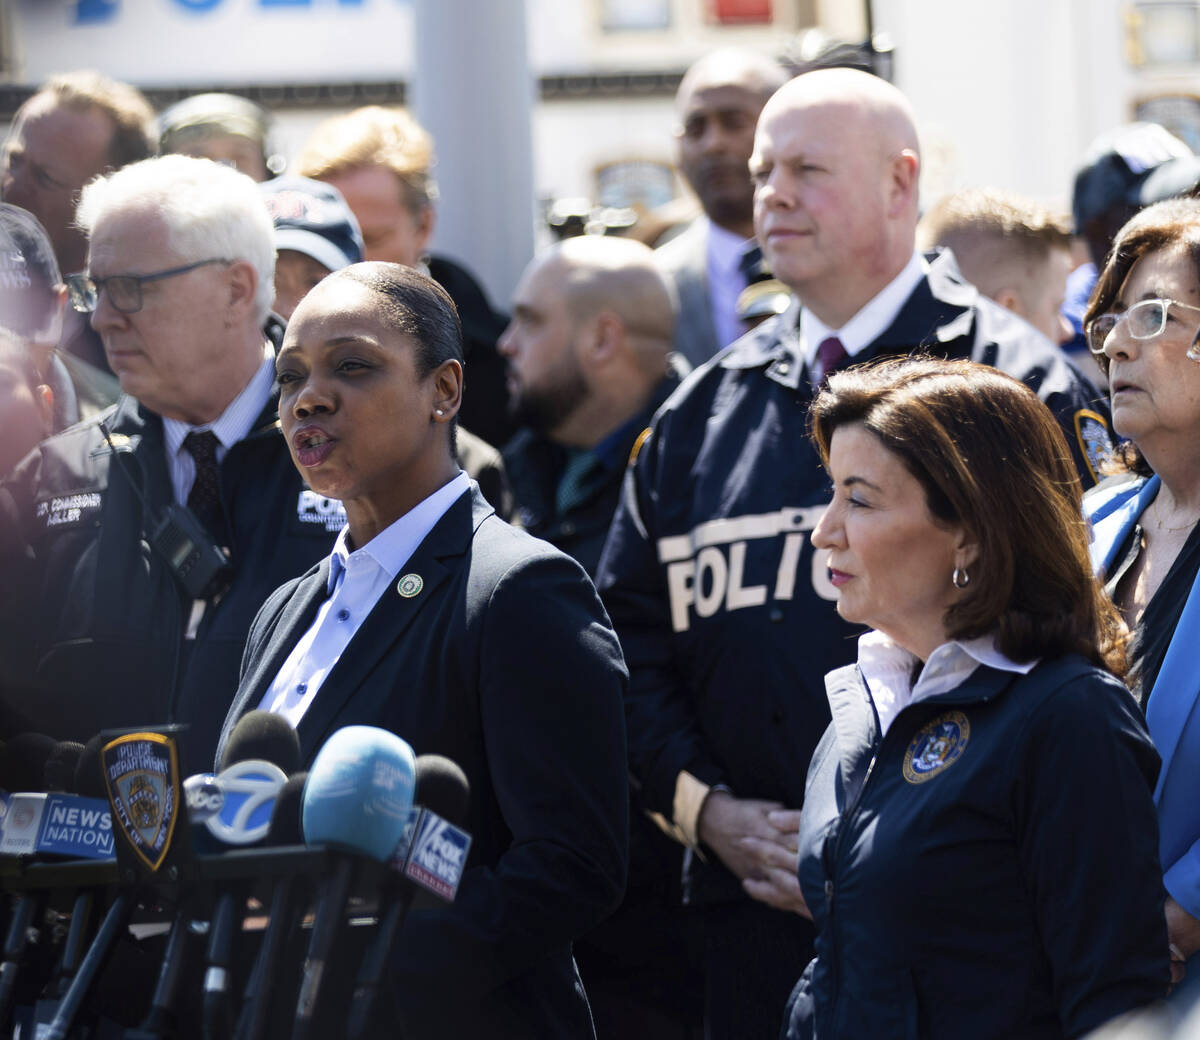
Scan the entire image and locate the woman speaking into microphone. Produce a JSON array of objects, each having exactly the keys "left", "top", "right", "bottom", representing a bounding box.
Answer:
[
  {"left": 215, "top": 262, "right": 628, "bottom": 1039},
  {"left": 781, "top": 357, "right": 1168, "bottom": 1039}
]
